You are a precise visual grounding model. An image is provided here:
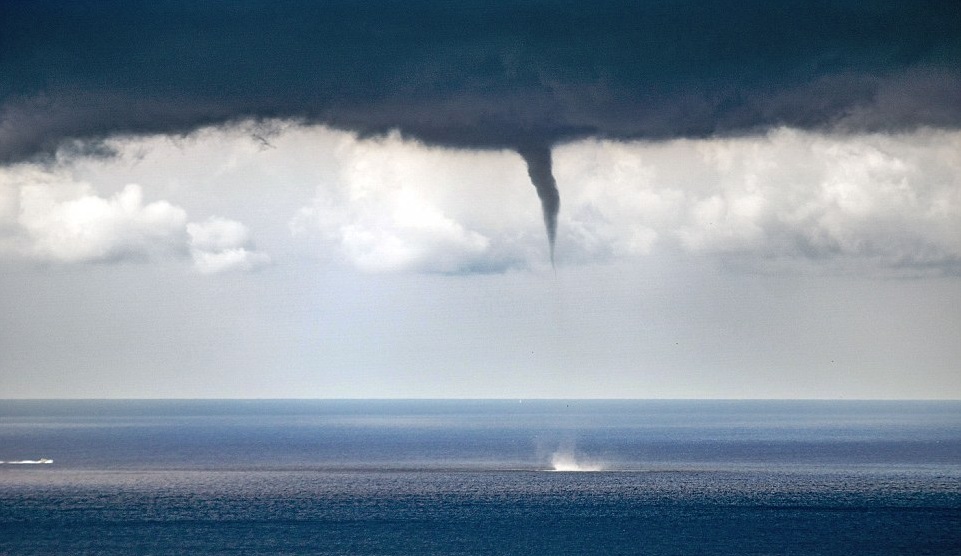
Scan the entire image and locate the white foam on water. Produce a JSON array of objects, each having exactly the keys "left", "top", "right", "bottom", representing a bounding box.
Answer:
[{"left": 1, "top": 459, "right": 53, "bottom": 464}]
